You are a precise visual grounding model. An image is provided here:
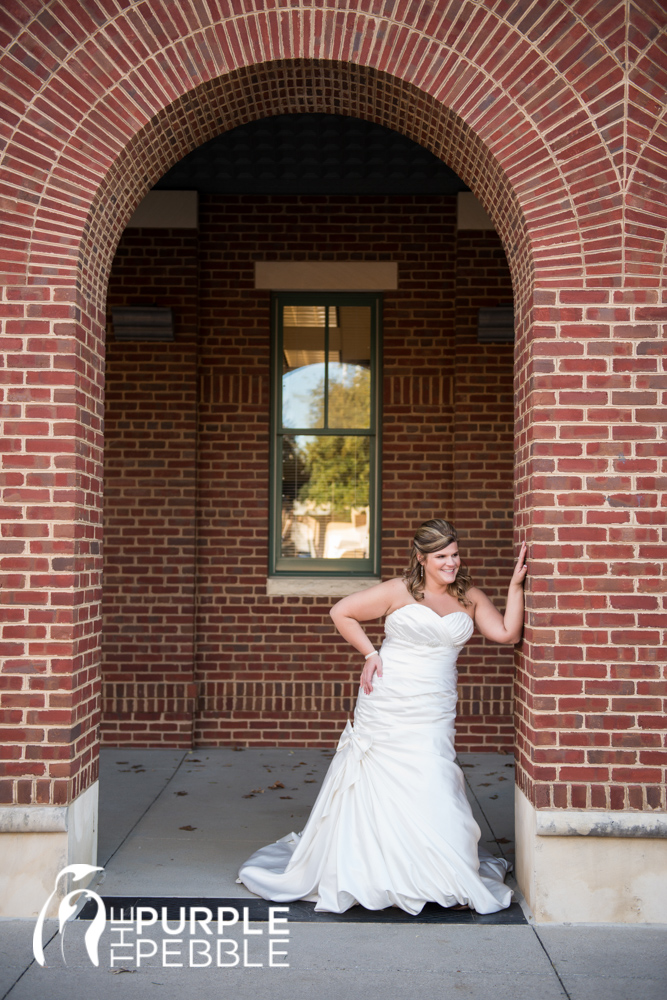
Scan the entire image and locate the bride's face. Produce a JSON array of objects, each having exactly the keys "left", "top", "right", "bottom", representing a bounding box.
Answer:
[{"left": 421, "top": 542, "right": 460, "bottom": 587}]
